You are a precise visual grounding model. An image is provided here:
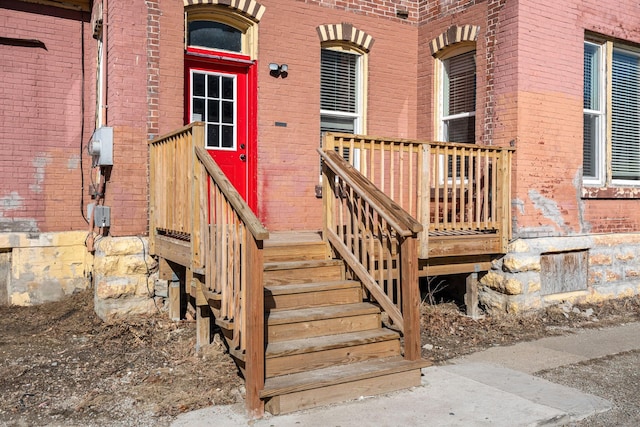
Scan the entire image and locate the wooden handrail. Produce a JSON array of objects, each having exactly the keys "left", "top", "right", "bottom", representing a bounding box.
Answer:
[
  {"left": 148, "top": 122, "right": 204, "bottom": 255},
  {"left": 326, "top": 132, "right": 514, "bottom": 257},
  {"left": 192, "top": 145, "right": 268, "bottom": 417},
  {"left": 195, "top": 146, "right": 268, "bottom": 240},
  {"left": 320, "top": 147, "right": 422, "bottom": 360},
  {"left": 318, "top": 149, "right": 422, "bottom": 236}
]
